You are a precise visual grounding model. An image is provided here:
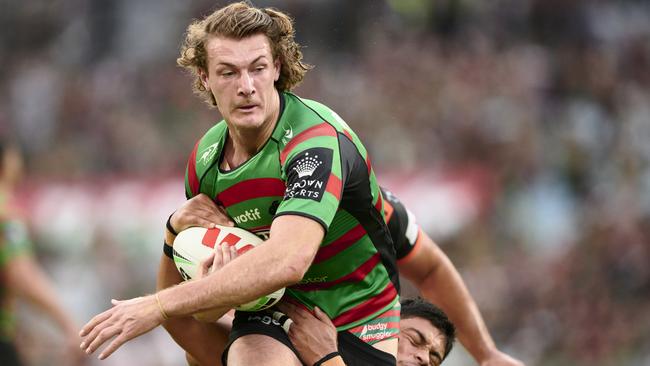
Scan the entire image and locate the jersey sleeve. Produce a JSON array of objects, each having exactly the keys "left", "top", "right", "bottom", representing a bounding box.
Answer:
[
  {"left": 276, "top": 123, "right": 343, "bottom": 232},
  {"left": 382, "top": 188, "right": 420, "bottom": 260},
  {"left": 184, "top": 140, "right": 201, "bottom": 199}
]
